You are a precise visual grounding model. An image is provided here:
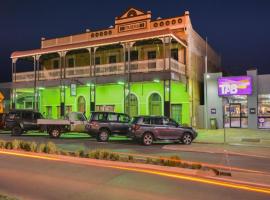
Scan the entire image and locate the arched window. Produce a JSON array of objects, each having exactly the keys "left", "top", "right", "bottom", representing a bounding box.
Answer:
[
  {"left": 125, "top": 93, "right": 138, "bottom": 117},
  {"left": 77, "top": 96, "right": 86, "bottom": 113},
  {"left": 149, "top": 93, "right": 162, "bottom": 116}
]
